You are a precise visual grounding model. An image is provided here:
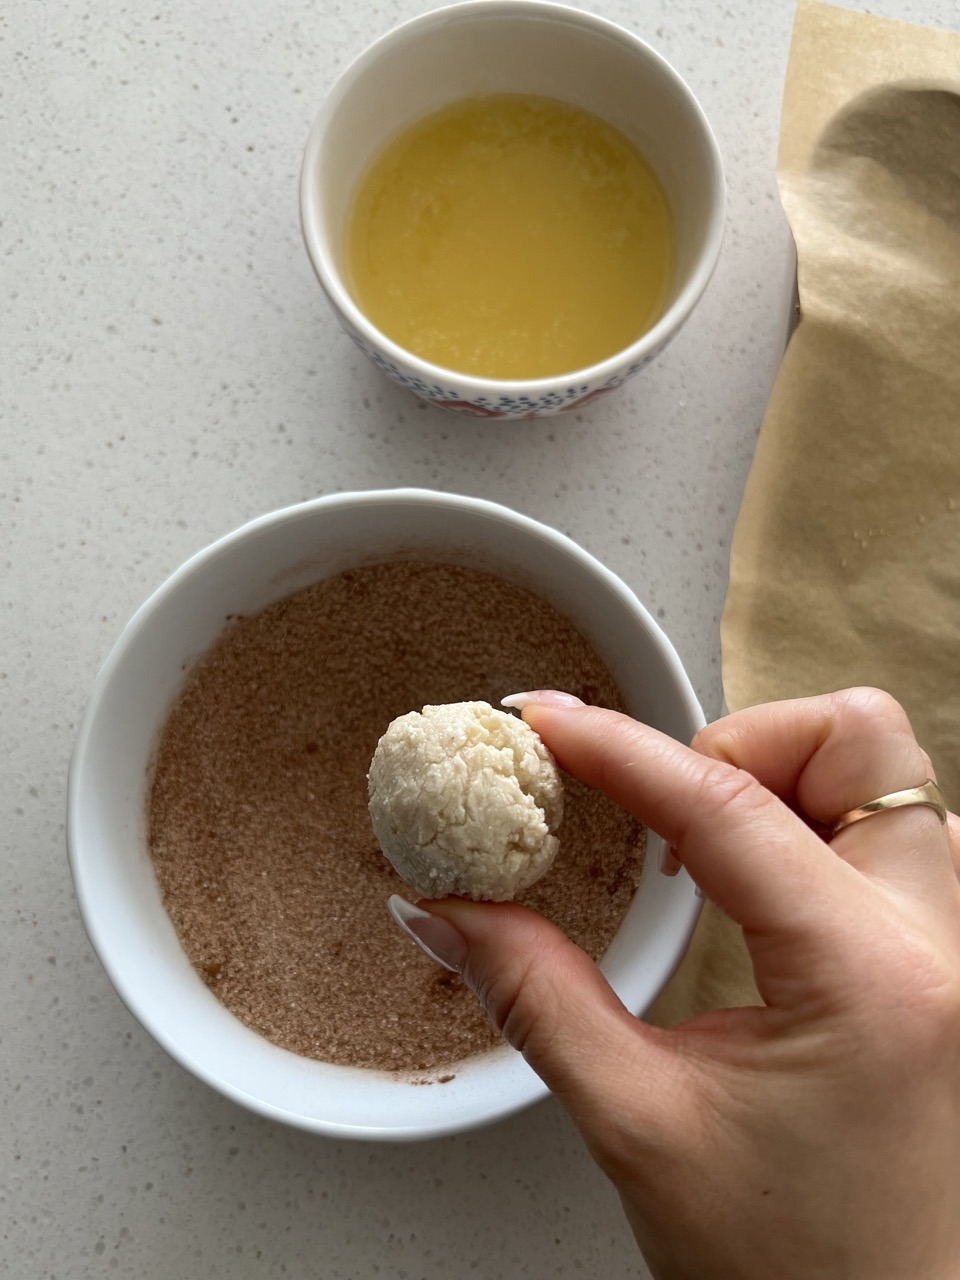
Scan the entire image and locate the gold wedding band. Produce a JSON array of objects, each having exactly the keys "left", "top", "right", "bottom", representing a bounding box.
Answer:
[{"left": 830, "top": 779, "right": 947, "bottom": 837}]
